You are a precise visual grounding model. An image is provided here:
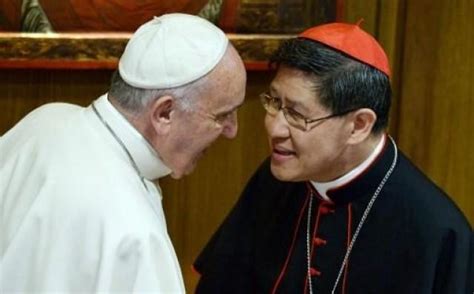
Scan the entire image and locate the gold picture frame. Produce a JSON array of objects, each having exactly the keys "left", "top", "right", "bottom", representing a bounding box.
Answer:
[
  {"left": 0, "top": 32, "right": 291, "bottom": 70},
  {"left": 0, "top": 0, "right": 341, "bottom": 70}
]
